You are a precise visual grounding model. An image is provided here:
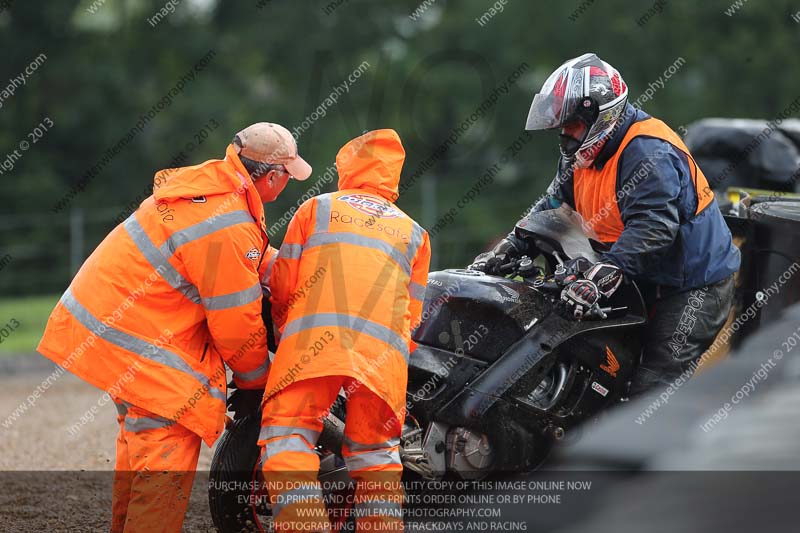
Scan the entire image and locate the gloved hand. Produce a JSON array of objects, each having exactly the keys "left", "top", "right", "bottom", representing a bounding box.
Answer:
[
  {"left": 584, "top": 262, "right": 624, "bottom": 297},
  {"left": 469, "top": 237, "right": 521, "bottom": 274},
  {"left": 227, "top": 382, "right": 264, "bottom": 421},
  {"left": 554, "top": 256, "right": 593, "bottom": 286},
  {"left": 559, "top": 279, "right": 600, "bottom": 319},
  {"left": 469, "top": 251, "right": 505, "bottom": 274}
]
